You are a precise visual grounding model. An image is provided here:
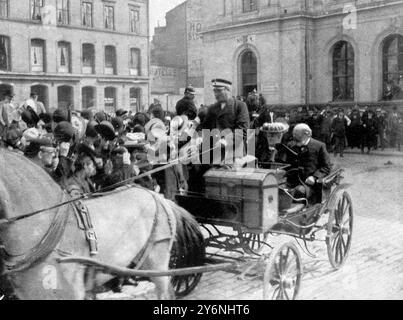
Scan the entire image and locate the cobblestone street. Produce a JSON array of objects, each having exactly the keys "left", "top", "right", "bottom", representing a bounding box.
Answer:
[{"left": 99, "top": 150, "right": 403, "bottom": 300}]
